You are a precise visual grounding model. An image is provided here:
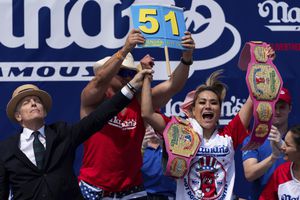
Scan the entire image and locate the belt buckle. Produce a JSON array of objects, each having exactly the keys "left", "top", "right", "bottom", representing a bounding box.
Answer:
[{"left": 163, "top": 116, "right": 201, "bottom": 178}]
